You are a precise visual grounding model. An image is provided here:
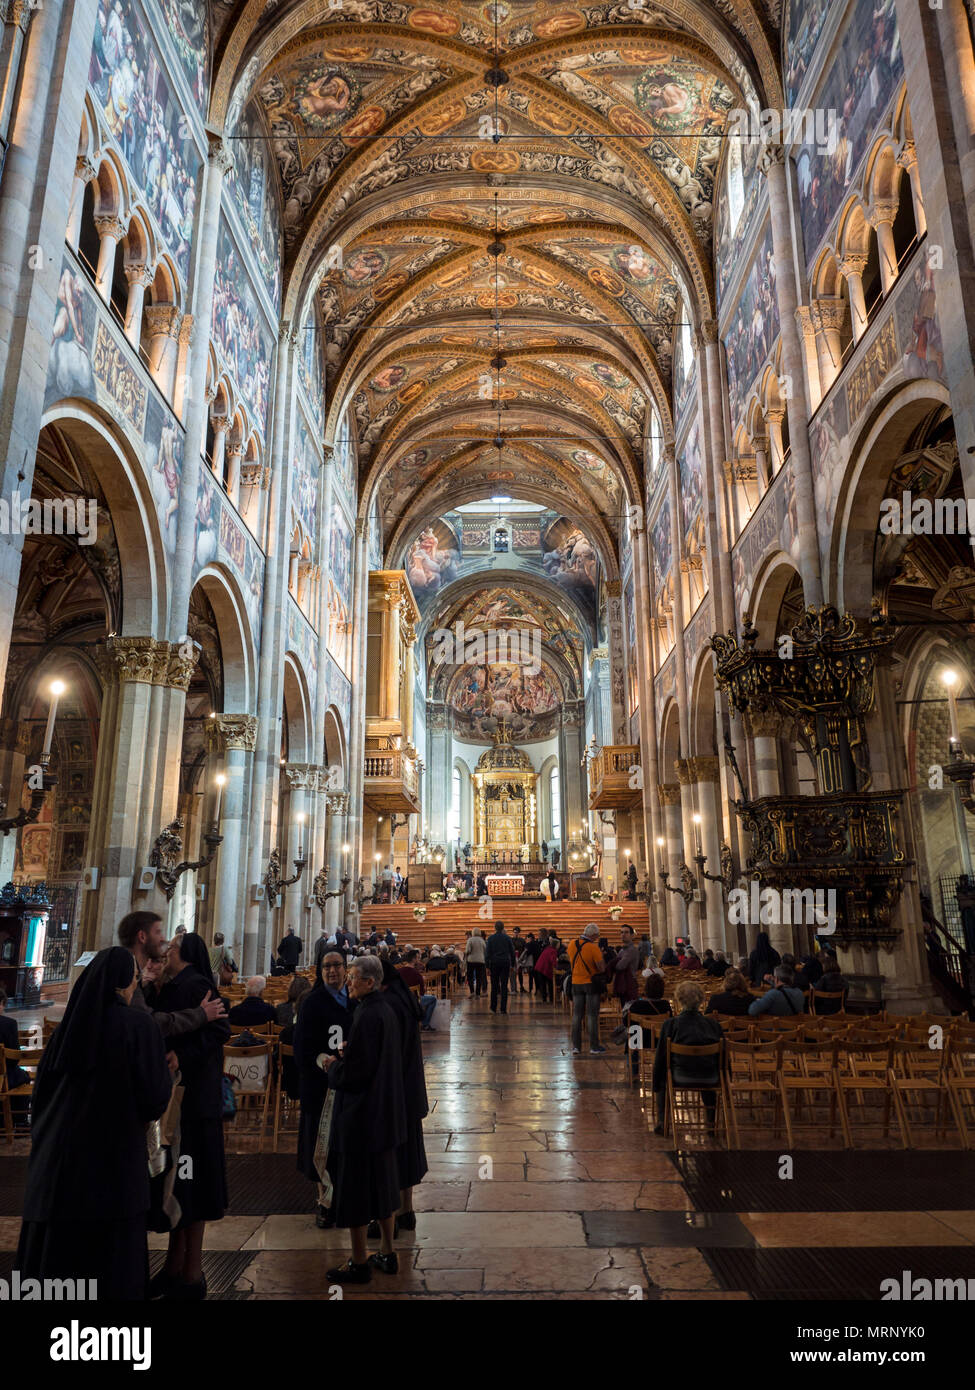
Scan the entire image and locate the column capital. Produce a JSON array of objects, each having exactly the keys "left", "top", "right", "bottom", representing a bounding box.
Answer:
[
  {"left": 10, "top": 0, "right": 34, "bottom": 33},
  {"left": 322, "top": 444, "right": 335, "bottom": 465},
  {"left": 241, "top": 463, "right": 270, "bottom": 490},
  {"left": 657, "top": 782, "right": 682, "bottom": 805},
  {"left": 743, "top": 705, "right": 790, "bottom": 740},
  {"left": 689, "top": 754, "right": 720, "bottom": 782},
  {"left": 327, "top": 790, "right": 349, "bottom": 814},
  {"left": 867, "top": 199, "right": 900, "bottom": 229},
  {"left": 178, "top": 312, "right": 195, "bottom": 347},
  {"left": 206, "top": 131, "right": 235, "bottom": 176},
  {"left": 124, "top": 262, "right": 153, "bottom": 289},
  {"left": 75, "top": 155, "right": 98, "bottom": 184},
  {"left": 808, "top": 296, "right": 848, "bottom": 331},
  {"left": 144, "top": 304, "right": 183, "bottom": 340},
  {"left": 604, "top": 580, "right": 621, "bottom": 598},
  {"left": 839, "top": 252, "right": 869, "bottom": 277},
  {"left": 94, "top": 214, "right": 126, "bottom": 243},
  {"left": 759, "top": 142, "right": 786, "bottom": 175},
  {"left": 697, "top": 317, "right": 719, "bottom": 346},
  {"left": 204, "top": 713, "right": 258, "bottom": 753},
  {"left": 96, "top": 636, "right": 169, "bottom": 686},
  {"left": 895, "top": 138, "right": 917, "bottom": 171},
  {"left": 675, "top": 756, "right": 694, "bottom": 785}
]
